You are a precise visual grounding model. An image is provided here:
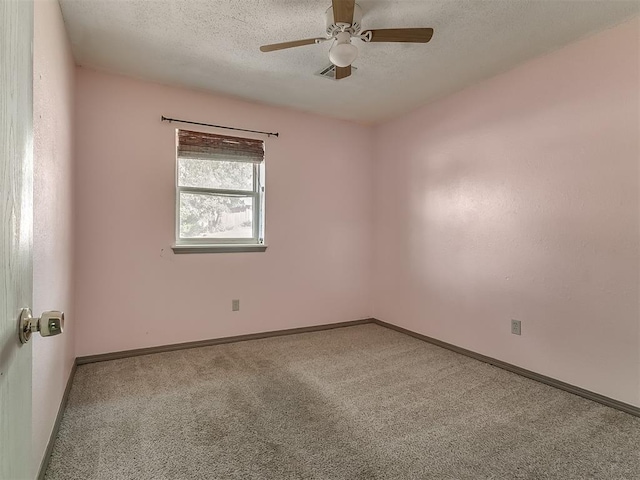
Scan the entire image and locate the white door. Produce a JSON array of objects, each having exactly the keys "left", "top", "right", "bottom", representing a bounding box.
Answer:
[{"left": 0, "top": 0, "right": 34, "bottom": 479}]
